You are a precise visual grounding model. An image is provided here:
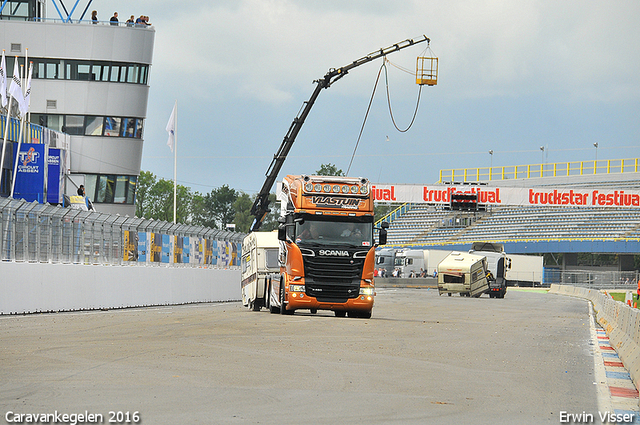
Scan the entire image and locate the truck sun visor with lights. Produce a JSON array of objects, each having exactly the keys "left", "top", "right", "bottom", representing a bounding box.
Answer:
[{"left": 302, "top": 177, "right": 370, "bottom": 196}]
